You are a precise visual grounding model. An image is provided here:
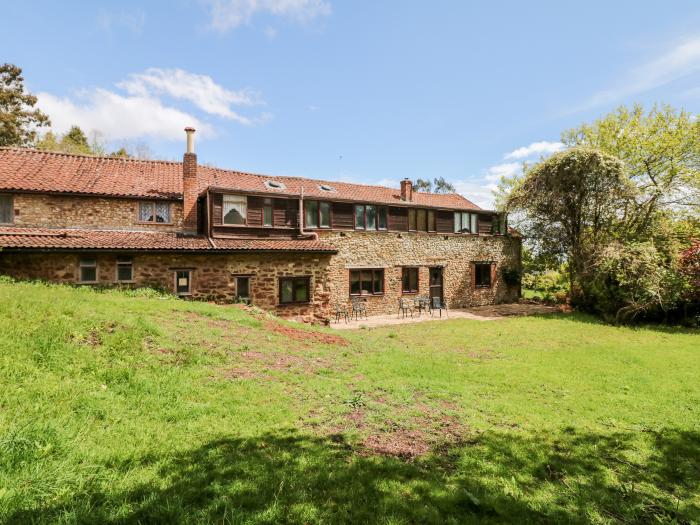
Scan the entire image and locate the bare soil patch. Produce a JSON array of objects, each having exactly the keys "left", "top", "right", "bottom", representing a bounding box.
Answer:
[{"left": 267, "top": 321, "right": 349, "bottom": 347}]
